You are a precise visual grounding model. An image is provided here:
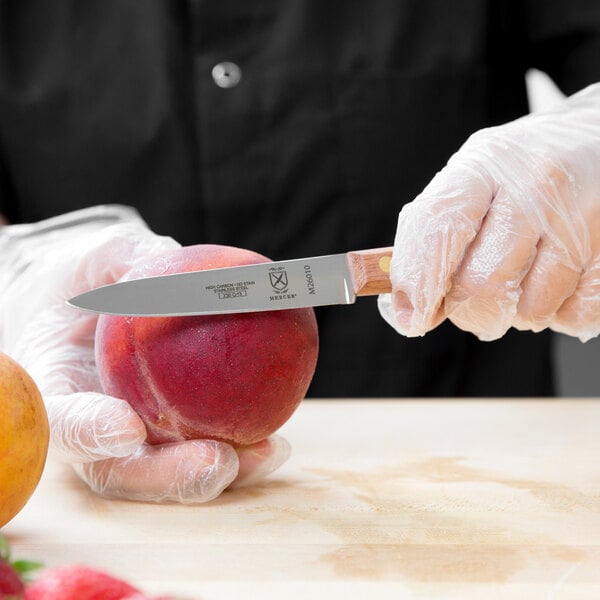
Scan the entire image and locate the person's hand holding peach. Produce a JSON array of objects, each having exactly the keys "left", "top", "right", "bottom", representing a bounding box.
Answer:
[{"left": 0, "top": 206, "right": 296, "bottom": 503}]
